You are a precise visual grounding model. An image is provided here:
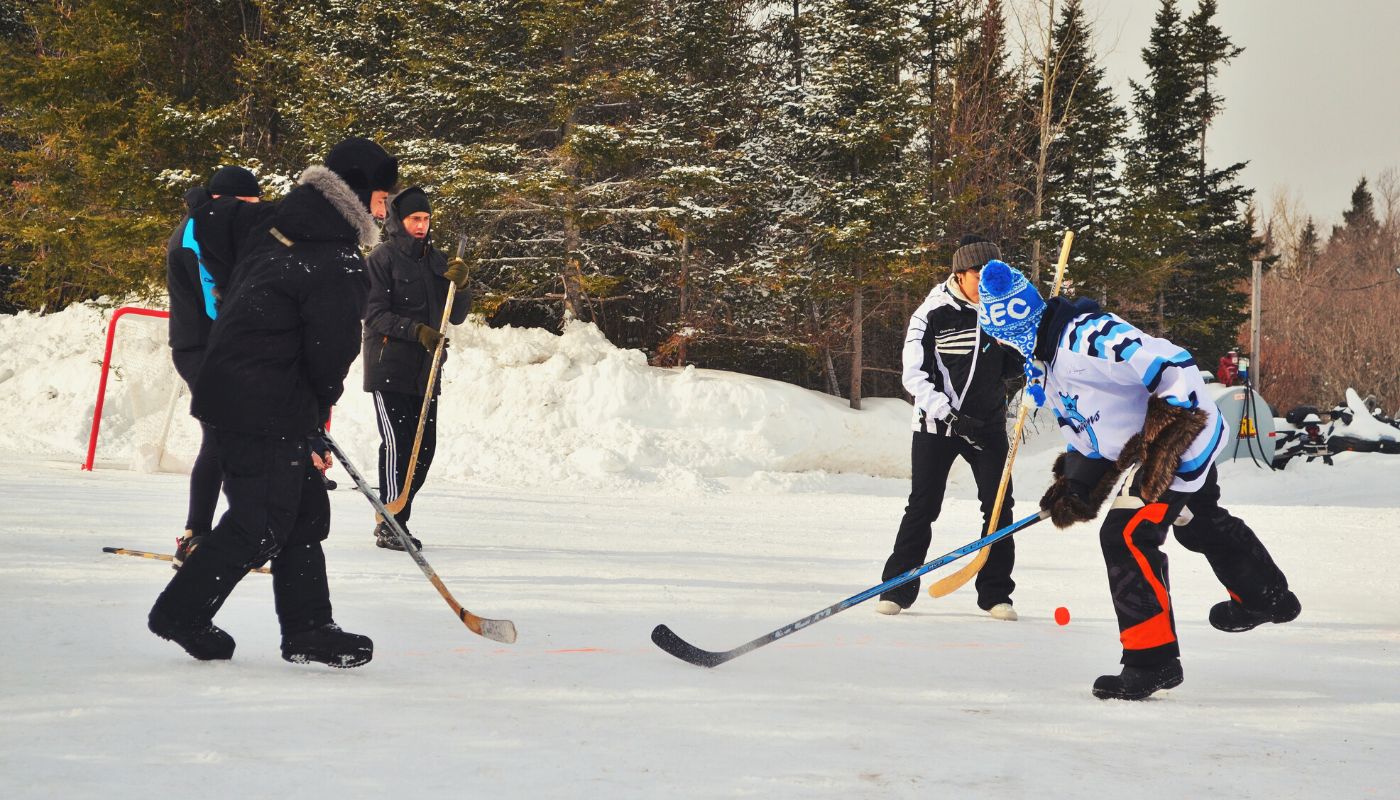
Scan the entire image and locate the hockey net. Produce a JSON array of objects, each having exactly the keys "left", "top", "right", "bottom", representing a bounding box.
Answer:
[{"left": 83, "top": 306, "right": 202, "bottom": 473}]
